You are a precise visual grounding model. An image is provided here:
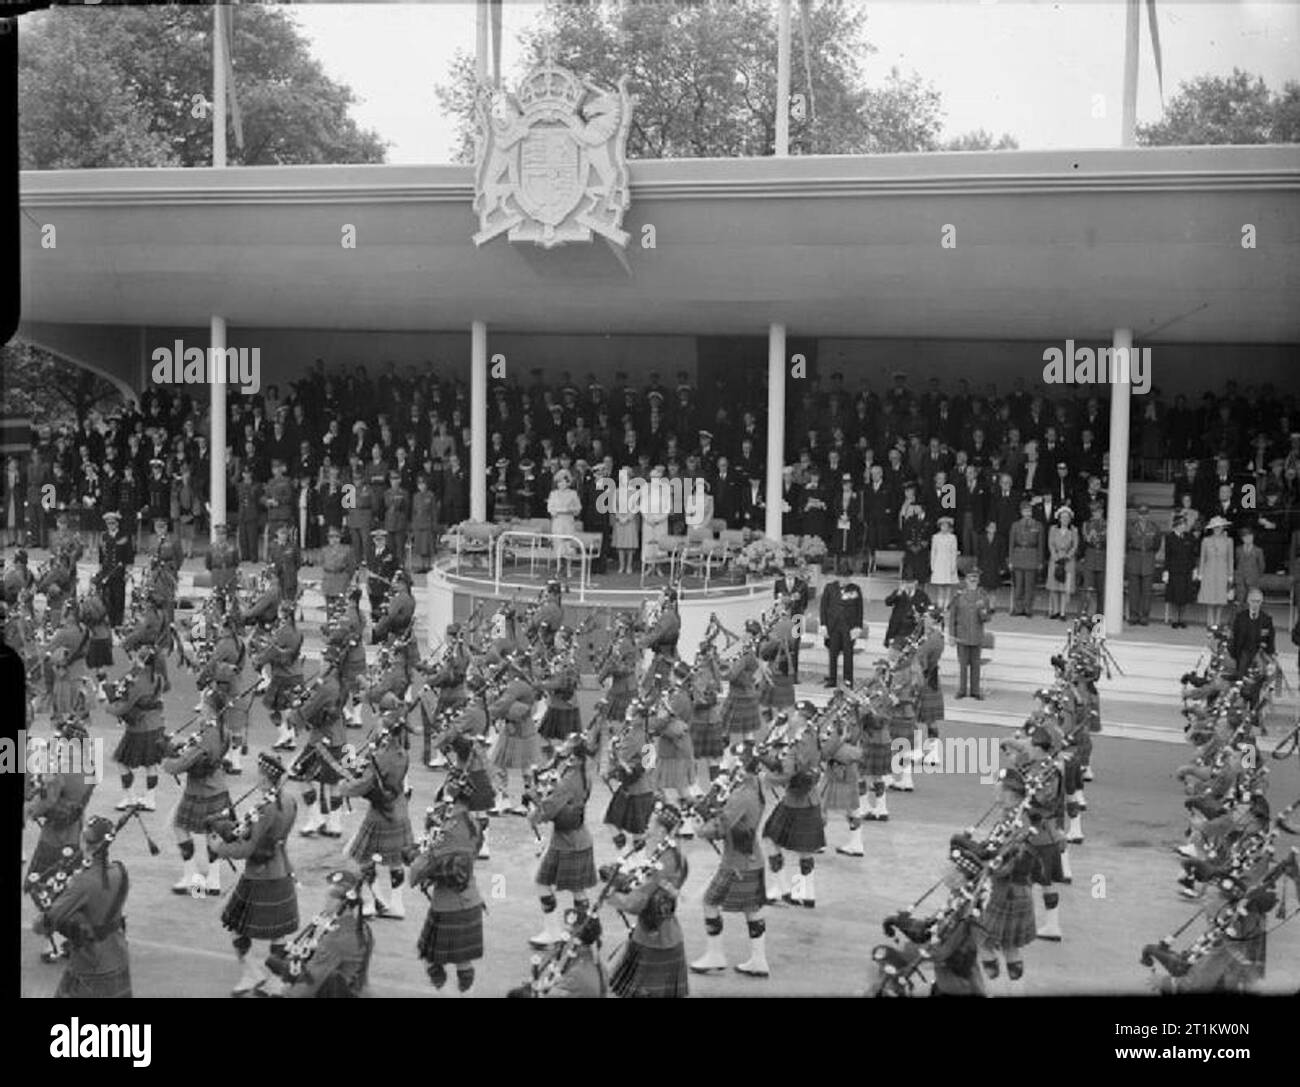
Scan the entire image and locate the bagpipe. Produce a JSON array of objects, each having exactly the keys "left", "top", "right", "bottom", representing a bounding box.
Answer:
[
  {"left": 591, "top": 800, "right": 685, "bottom": 919},
  {"left": 273, "top": 861, "right": 378, "bottom": 980},
  {"left": 415, "top": 768, "right": 475, "bottom": 857},
  {"left": 682, "top": 759, "right": 744, "bottom": 826},
  {"left": 25, "top": 804, "right": 161, "bottom": 914},
  {"left": 1141, "top": 847, "right": 1300, "bottom": 983},
  {"left": 96, "top": 657, "right": 148, "bottom": 707},
  {"left": 523, "top": 734, "right": 594, "bottom": 810},
  {"left": 1274, "top": 713, "right": 1300, "bottom": 762},
  {"left": 205, "top": 779, "right": 287, "bottom": 843}
]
